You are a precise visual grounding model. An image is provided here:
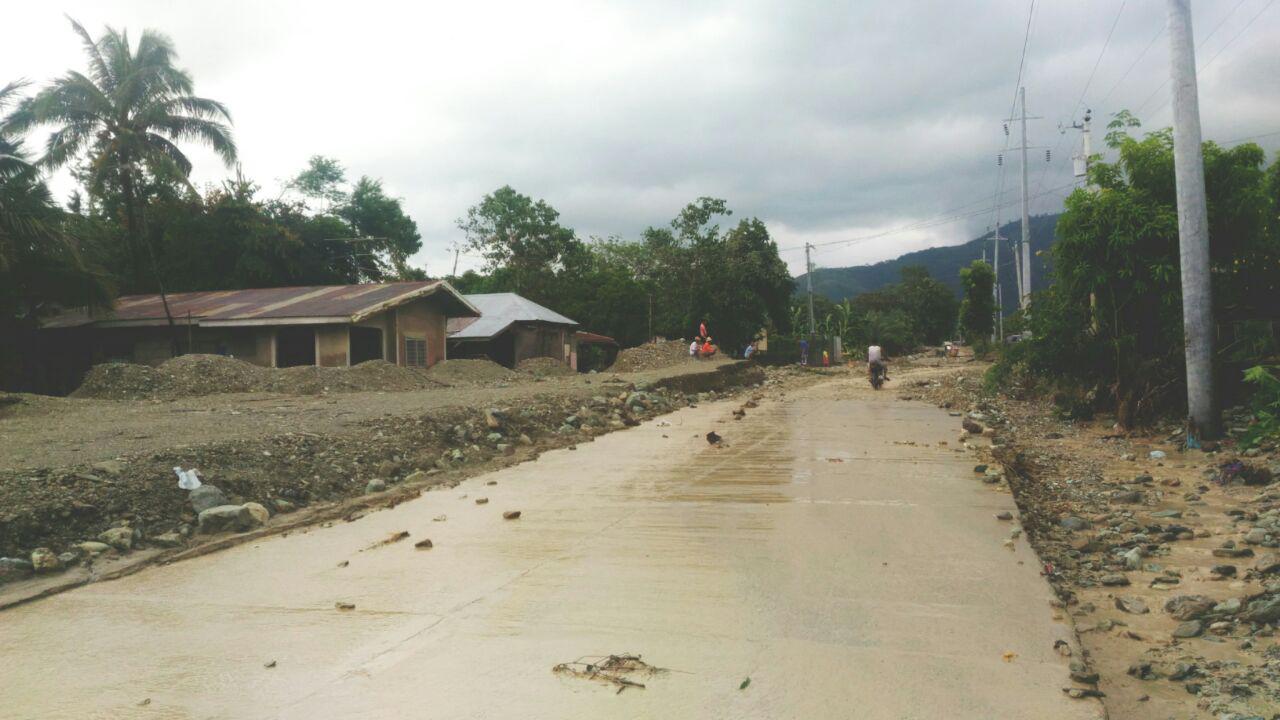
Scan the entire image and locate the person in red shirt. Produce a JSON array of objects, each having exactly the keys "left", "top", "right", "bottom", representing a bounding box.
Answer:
[
  {"left": 699, "top": 321, "right": 708, "bottom": 339},
  {"left": 700, "top": 338, "right": 717, "bottom": 358}
]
